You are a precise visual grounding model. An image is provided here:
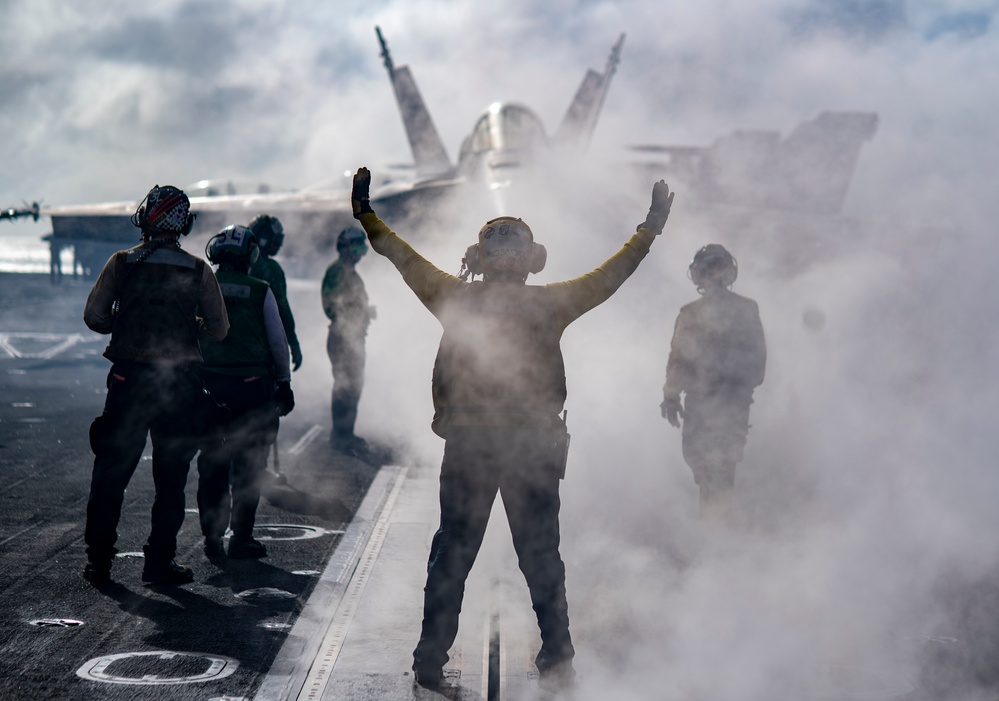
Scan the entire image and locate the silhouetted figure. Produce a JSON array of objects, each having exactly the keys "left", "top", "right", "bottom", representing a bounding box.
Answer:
[
  {"left": 321, "top": 227, "right": 375, "bottom": 452},
  {"left": 351, "top": 166, "right": 674, "bottom": 689},
  {"left": 661, "top": 244, "right": 766, "bottom": 525},
  {"left": 82, "top": 185, "right": 229, "bottom": 586},
  {"left": 247, "top": 214, "right": 302, "bottom": 371},
  {"left": 196, "top": 225, "right": 295, "bottom": 562}
]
